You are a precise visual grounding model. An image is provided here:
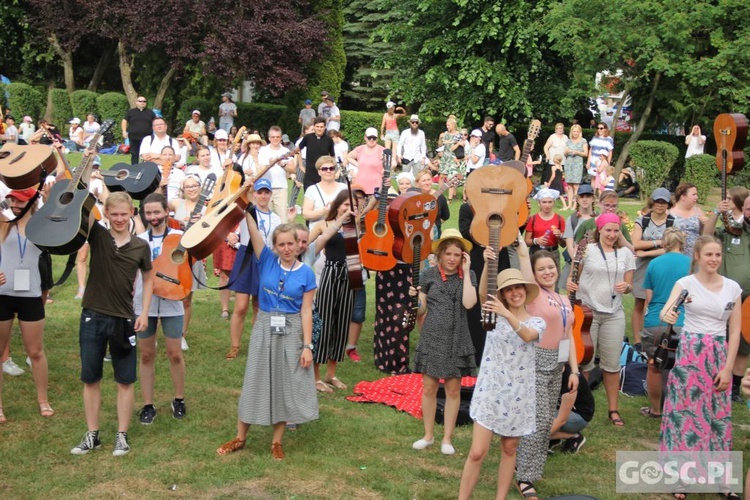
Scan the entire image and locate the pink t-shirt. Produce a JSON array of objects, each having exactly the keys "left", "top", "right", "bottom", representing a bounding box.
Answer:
[
  {"left": 351, "top": 144, "right": 385, "bottom": 194},
  {"left": 526, "top": 288, "right": 572, "bottom": 350}
]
